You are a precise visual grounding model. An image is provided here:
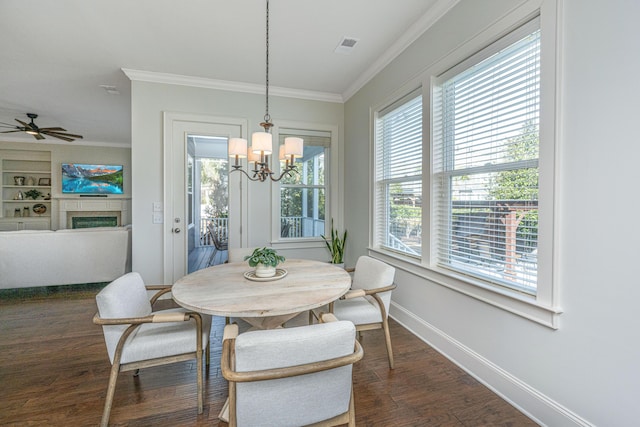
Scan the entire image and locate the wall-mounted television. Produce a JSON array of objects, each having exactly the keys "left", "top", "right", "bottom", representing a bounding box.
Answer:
[{"left": 61, "top": 163, "right": 124, "bottom": 194}]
